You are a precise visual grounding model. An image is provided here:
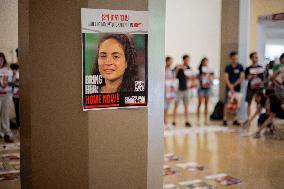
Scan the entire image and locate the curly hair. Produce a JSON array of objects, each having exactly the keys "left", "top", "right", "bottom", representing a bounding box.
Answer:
[{"left": 93, "top": 34, "right": 138, "bottom": 92}]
